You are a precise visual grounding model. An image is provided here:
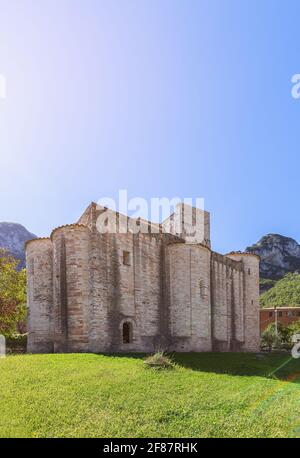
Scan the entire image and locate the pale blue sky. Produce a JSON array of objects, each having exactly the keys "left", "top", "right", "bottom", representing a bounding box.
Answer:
[{"left": 1, "top": 0, "right": 300, "bottom": 253}]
